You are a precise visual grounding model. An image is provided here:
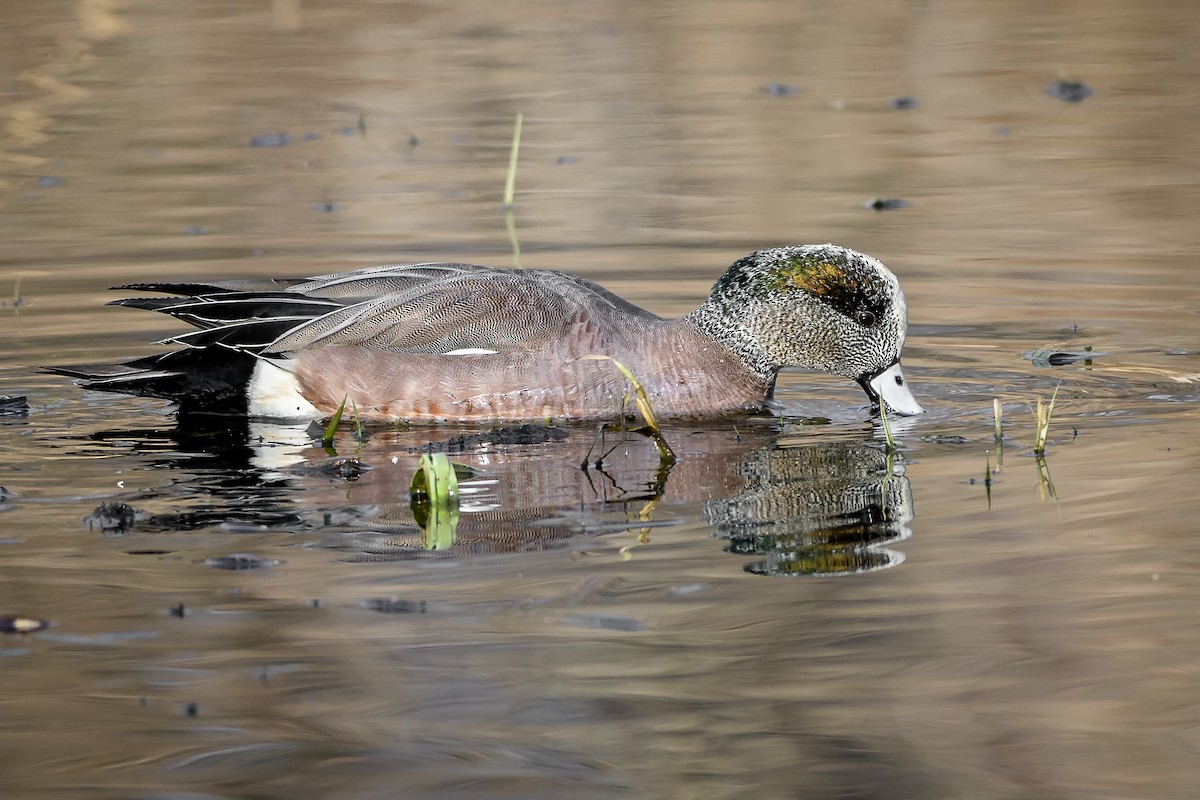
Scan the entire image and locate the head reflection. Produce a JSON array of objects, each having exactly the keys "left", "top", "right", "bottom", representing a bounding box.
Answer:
[{"left": 705, "top": 441, "right": 913, "bottom": 576}]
